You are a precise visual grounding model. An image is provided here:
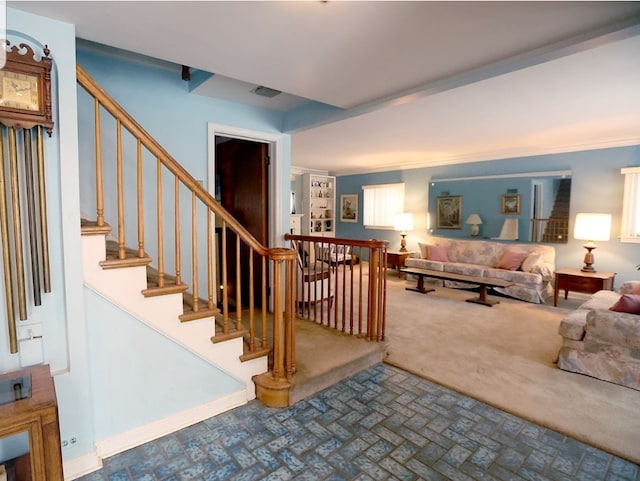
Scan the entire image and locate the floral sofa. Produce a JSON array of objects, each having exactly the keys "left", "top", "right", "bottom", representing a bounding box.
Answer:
[
  {"left": 557, "top": 281, "right": 640, "bottom": 390},
  {"left": 404, "top": 237, "right": 556, "bottom": 303}
]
